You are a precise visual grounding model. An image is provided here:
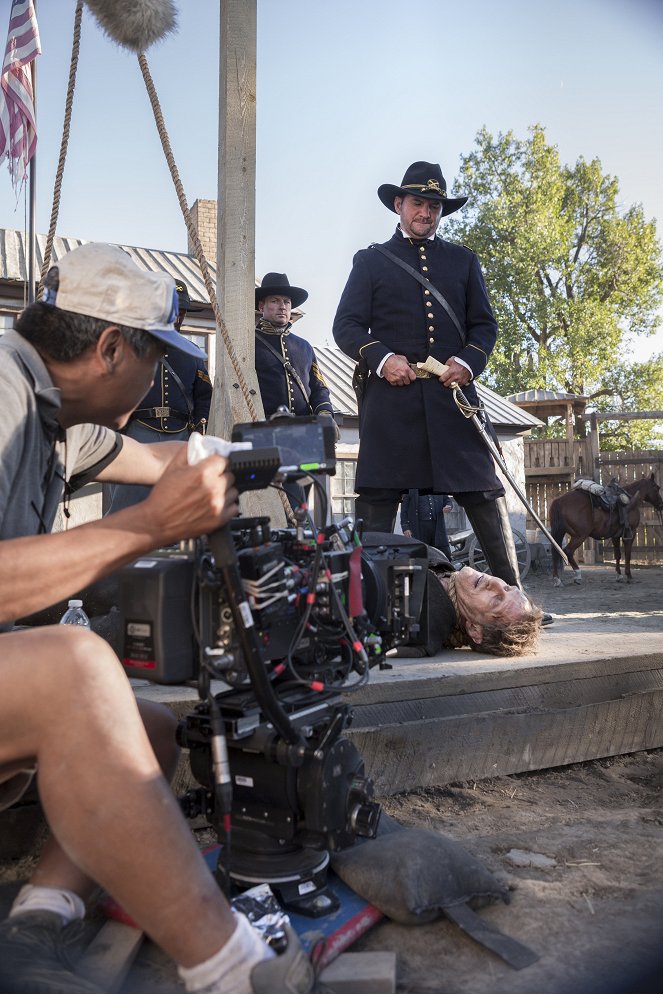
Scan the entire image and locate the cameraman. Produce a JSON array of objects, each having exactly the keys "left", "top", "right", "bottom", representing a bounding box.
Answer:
[{"left": 0, "top": 245, "right": 314, "bottom": 994}]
